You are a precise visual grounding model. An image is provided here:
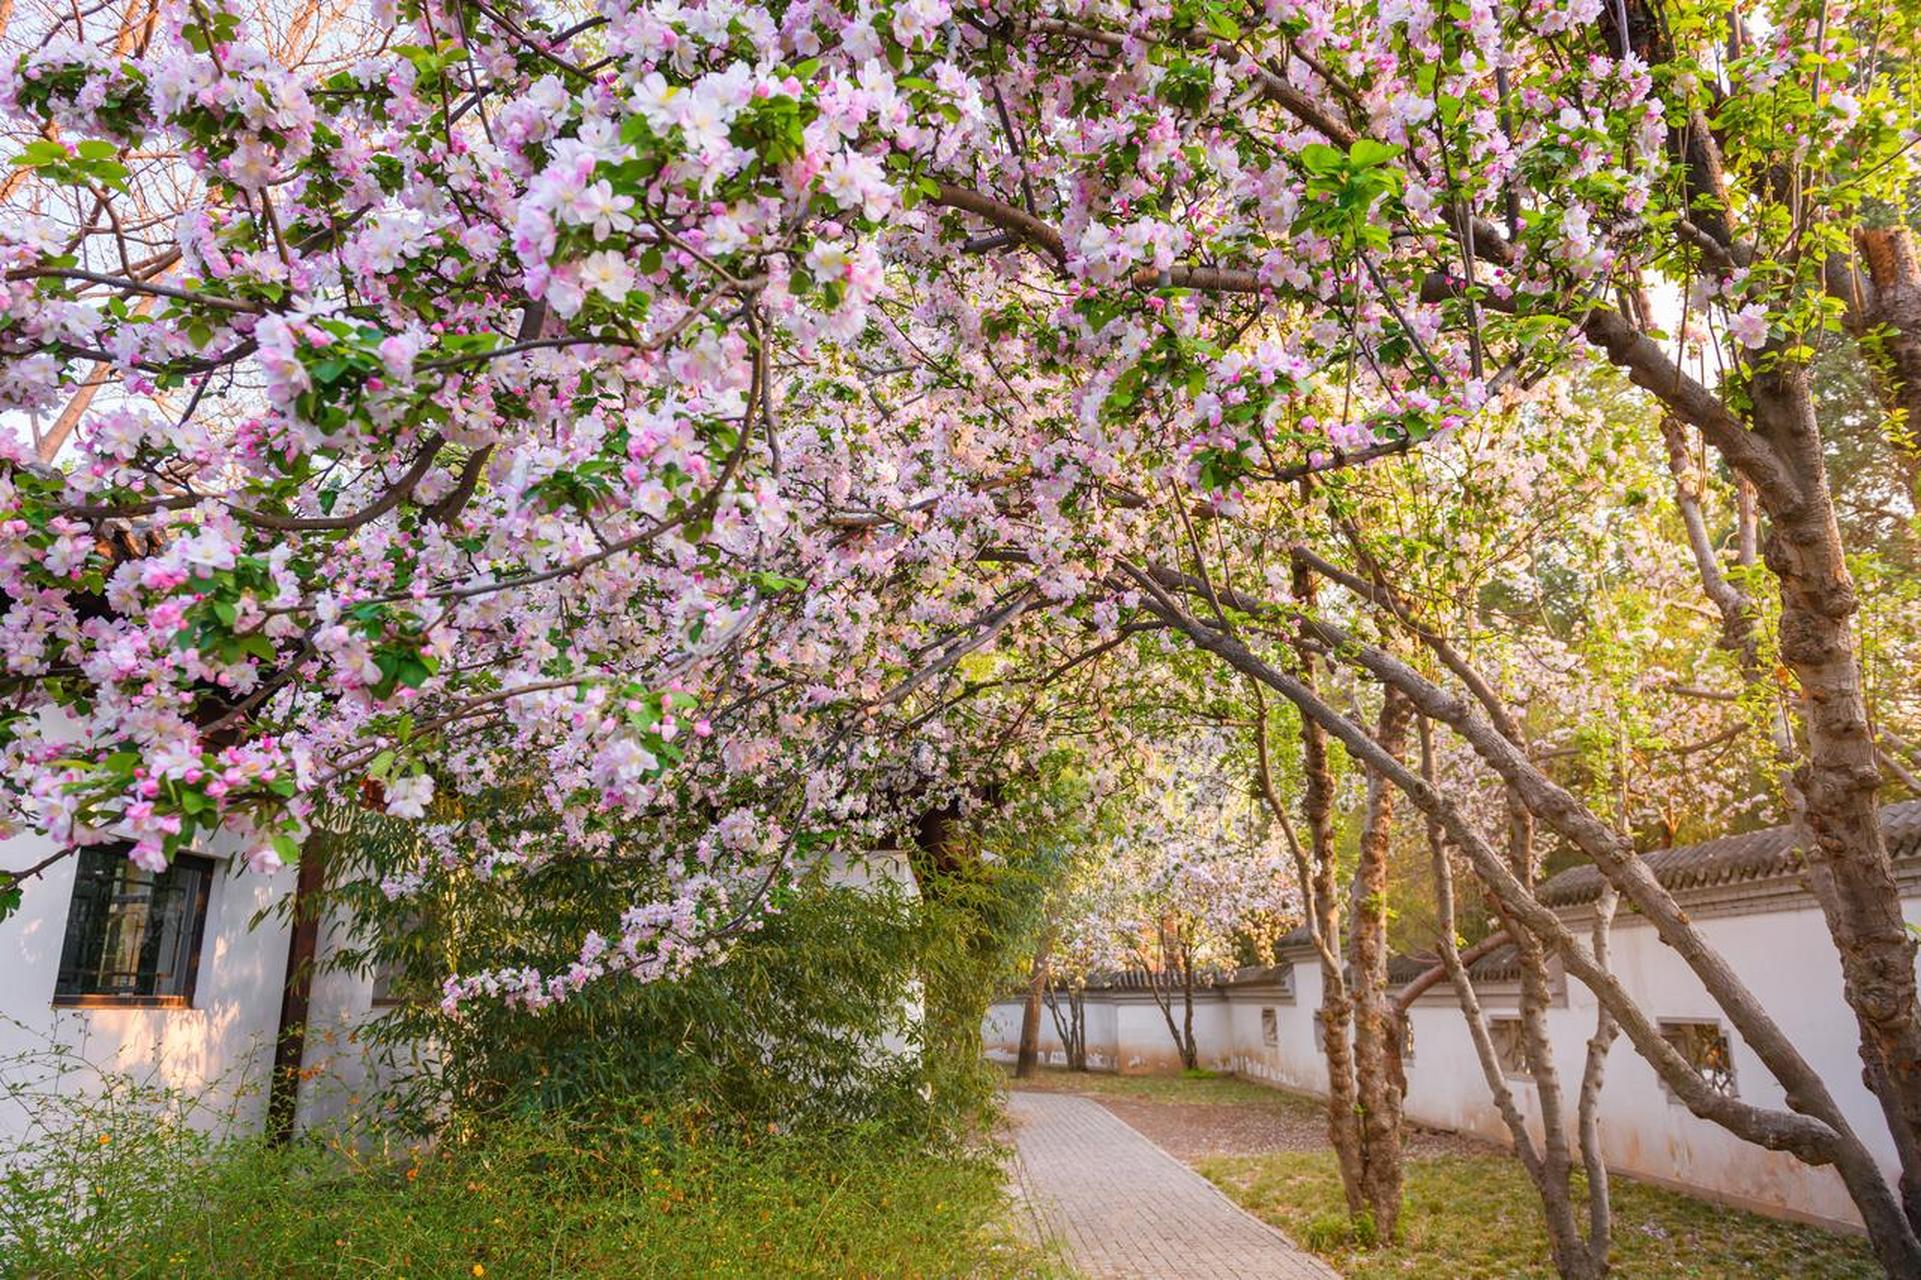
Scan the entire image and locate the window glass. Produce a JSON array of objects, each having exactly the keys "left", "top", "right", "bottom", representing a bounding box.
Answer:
[
  {"left": 1662, "top": 1021, "right": 1737, "bottom": 1098},
  {"left": 1488, "top": 1017, "right": 1532, "bottom": 1079},
  {"left": 55, "top": 846, "right": 213, "bottom": 1005},
  {"left": 369, "top": 910, "right": 426, "bottom": 1007}
]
